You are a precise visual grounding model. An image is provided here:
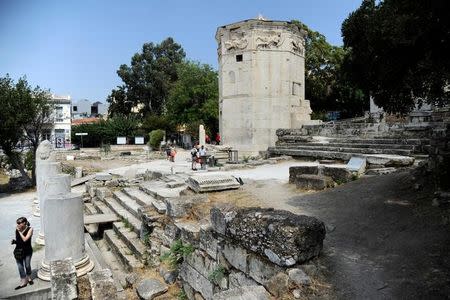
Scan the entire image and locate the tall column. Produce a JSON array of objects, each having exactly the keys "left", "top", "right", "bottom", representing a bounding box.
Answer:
[
  {"left": 33, "top": 140, "right": 54, "bottom": 217},
  {"left": 199, "top": 125, "right": 206, "bottom": 147},
  {"left": 35, "top": 162, "right": 62, "bottom": 245},
  {"left": 38, "top": 188, "right": 94, "bottom": 281}
]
